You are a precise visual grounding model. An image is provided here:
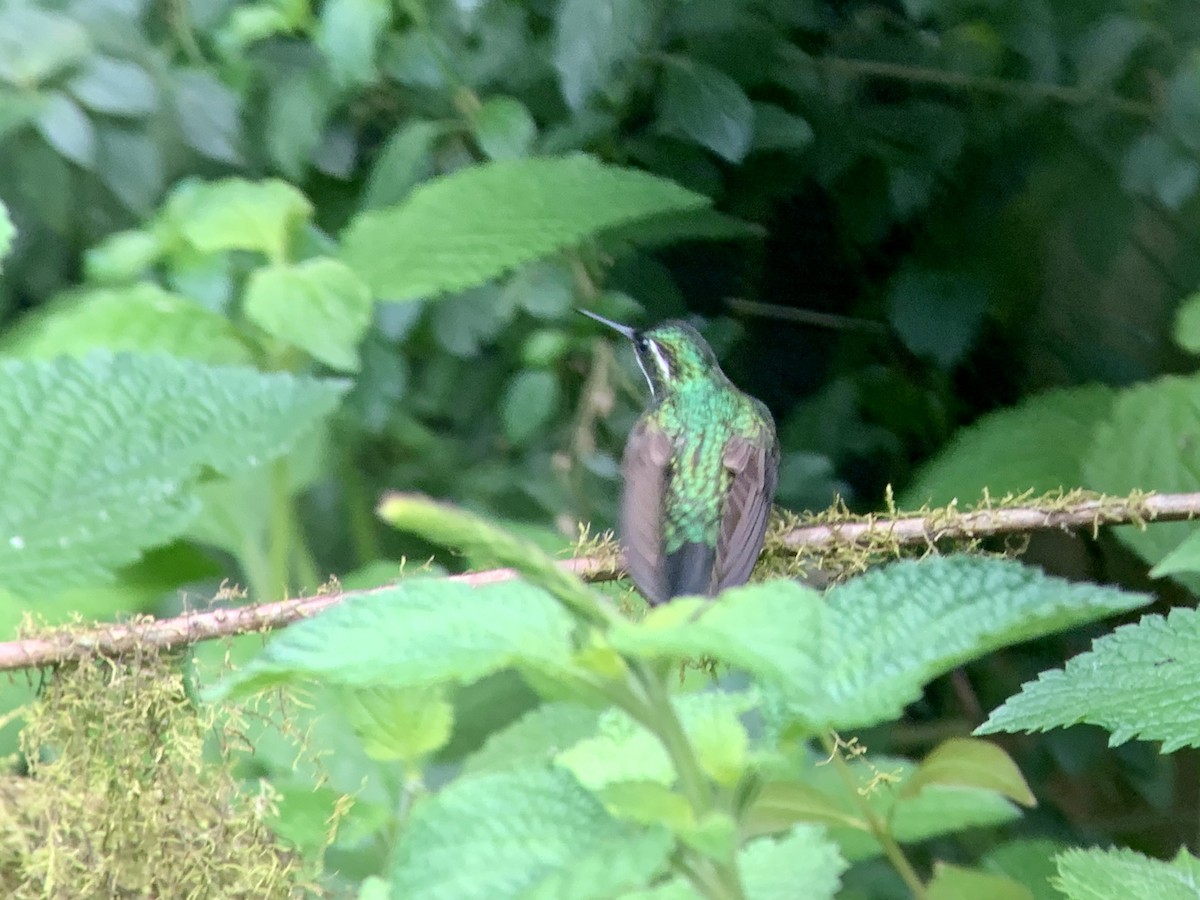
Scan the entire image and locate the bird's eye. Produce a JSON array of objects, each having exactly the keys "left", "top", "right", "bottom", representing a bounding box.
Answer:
[{"left": 635, "top": 337, "right": 650, "bottom": 351}]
